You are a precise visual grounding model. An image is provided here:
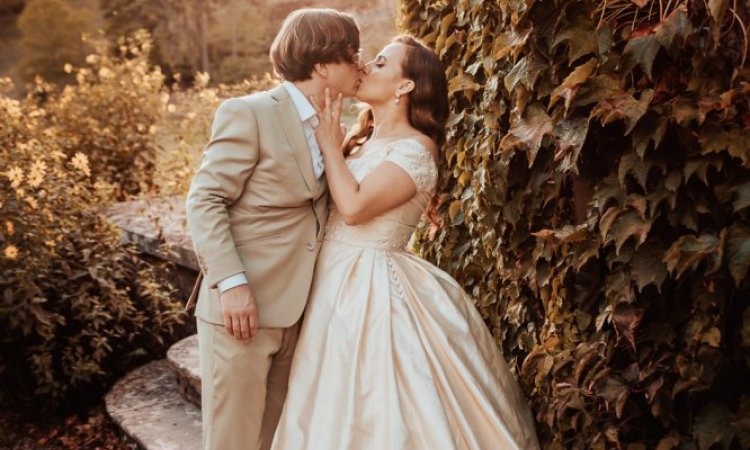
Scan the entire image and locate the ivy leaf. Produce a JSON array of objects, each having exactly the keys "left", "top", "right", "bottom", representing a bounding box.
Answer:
[
  {"left": 550, "top": 57, "right": 598, "bottom": 110},
  {"left": 654, "top": 5, "right": 690, "bottom": 49},
  {"left": 502, "top": 103, "right": 553, "bottom": 167},
  {"left": 684, "top": 156, "right": 724, "bottom": 185},
  {"left": 726, "top": 221, "right": 750, "bottom": 286},
  {"left": 701, "top": 327, "right": 721, "bottom": 348},
  {"left": 553, "top": 117, "right": 589, "bottom": 174},
  {"left": 448, "top": 73, "right": 480, "bottom": 97},
  {"left": 656, "top": 432, "right": 681, "bottom": 450},
  {"left": 574, "top": 74, "right": 623, "bottom": 107},
  {"left": 621, "top": 34, "right": 660, "bottom": 80},
  {"left": 671, "top": 97, "right": 701, "bottom": 126},
  {"left": 631, "top": 239, "right": 668, "bottom": 293},
  {"left": 618, "top": 152, "right": 650, "bottom": 190},
  {"left": 728, "top": 181, "right": 750, "bottom": 211},
  {"left": 632, "top": 113, "right": 667, "bottom": 158},
  {"left": 663, "top": 233, "right": 720, "bottom": 279},
  {"left": 553, "top": 15, "right": 598, "bottom": 64},
  {"left": 693, "top": 403, "right": 735, "bottom": 450},
  {"left": 573, "top": 239, "right": 600, "bottom": 271},
  {"left": 613, "top": 302, "right": 644, "bottom": 352},
  {"left": 608, "top": 209, "right": 652, "bottom": 254},
  {"left": 699, "top": 123, "right": 750, "bottom": 166},
  {"left": 592, "top": 89, "right": 654, "bottom": 135},
  {"left": 708, "top": 0, "right": 729, "bottom": 24},
  {"left": 504, "top": 54, "right": 548, "bottom": 93},
  {"left": 492, "top": 27, "right": 532, "bottom": 61}
]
